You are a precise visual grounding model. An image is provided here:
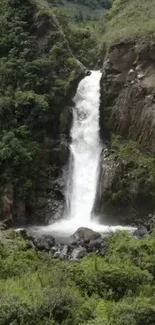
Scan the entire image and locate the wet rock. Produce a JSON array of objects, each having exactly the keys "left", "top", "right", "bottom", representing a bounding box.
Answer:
[
  {"left": 86, "top": 245, "right": 94, "bottom": 253},
  {"left": 60, "top": 245, "right": 68, "bottom": 260},
  {"left": 89, "top": 237, "right": 102, "bottom": 248},
  {"left": 51, "top": 246, "right": 57, "bottom": 253},
  {"left": 33, "top": 239, "right": 46, "bottom": 251},
  {"left": 140, "top": 213, "right": 155, "bottom": 234},
  {"left": 29, "top": 233, "right": 55, "bottom": 252},
  {"left": 73, "top": 227, "right": 101, "bottom": 242},
  {"left": 70, "top": 255, "right": 83, "bottom": 262},
  {"left": 54, "top": 250, "right": 61, "bottom": 259},
  {"left": 71, "top": 247, "right": 87, "bottom": 260},
  {"left": 134, "top": 226, "right": 148, "bottom": 239},
  {"left": 19, "top": 229, "right": 28, "bottom": 239}
]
